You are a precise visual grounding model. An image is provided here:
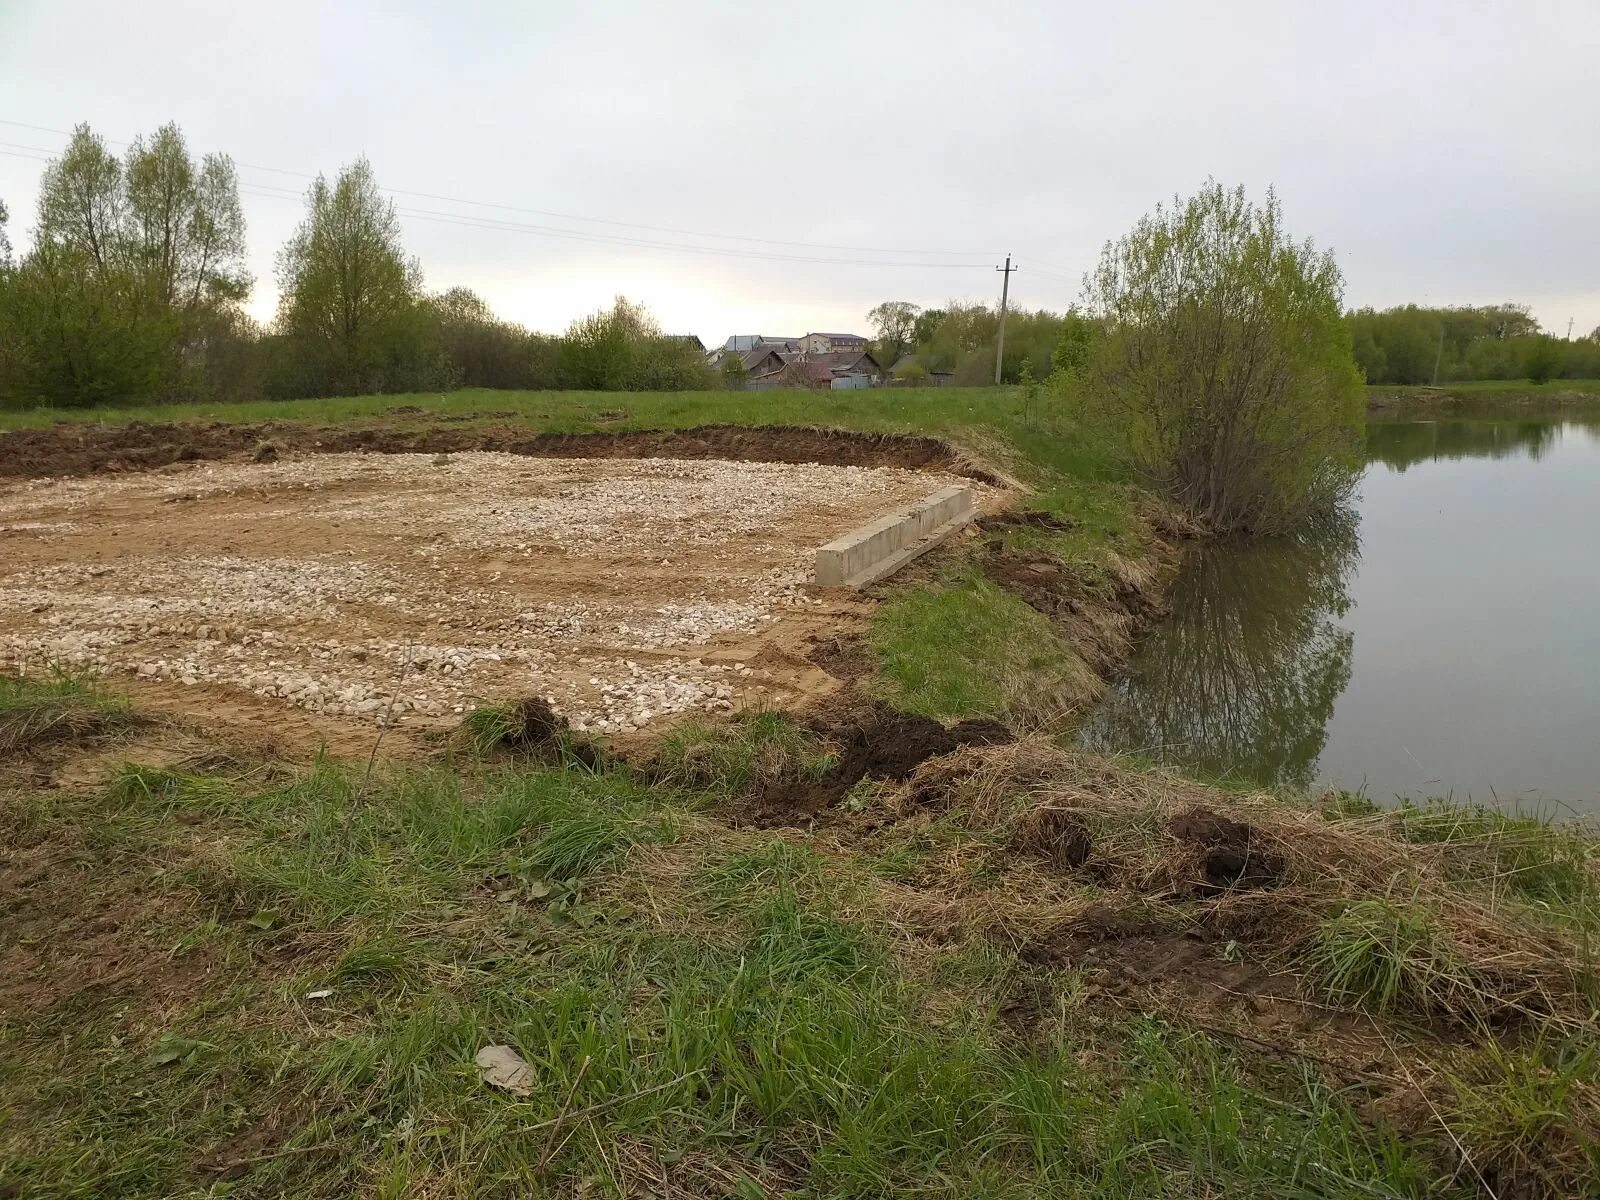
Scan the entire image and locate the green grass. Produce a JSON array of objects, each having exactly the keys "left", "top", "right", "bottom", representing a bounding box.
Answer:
[
  {"left": 1368, "top": 379, "right": 1600, "bottom": 397},
  {"left": 1390, "top": 801, "right": 1597, "bottom": 911},
  {"left": 1302, "top": 897, "right": 1483, "bottom": 1021},
  {"left": 1, "top": 744, "right": 1468, "bottom": 1199},
  {"left": 650, "top": 709, "right": 835, "bottom": 799},
  {"left": 0, "top": 669, "right": 132, "bottom": 755},
  {"left": 872, "top": 564, "right": 1098, "bottom": 725}
]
